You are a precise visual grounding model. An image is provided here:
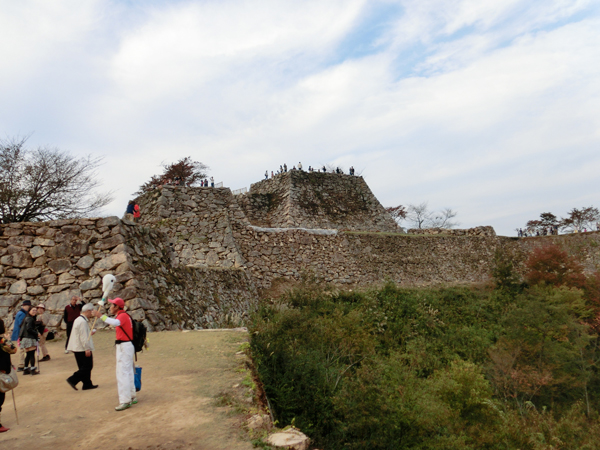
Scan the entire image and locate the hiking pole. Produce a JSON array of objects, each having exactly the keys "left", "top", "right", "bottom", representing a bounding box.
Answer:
[
  {"left": 11, "top": 390, "right": 19, "bottom": 425},
  {"left": 87, "top": 274, "right": 115, "bottom": 343}
]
